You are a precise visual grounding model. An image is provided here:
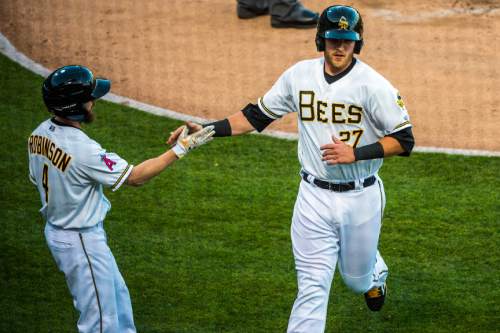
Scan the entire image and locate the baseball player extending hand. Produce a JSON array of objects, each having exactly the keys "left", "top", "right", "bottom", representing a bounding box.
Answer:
[
  {"left": 168, "top": 5, "right": 414, "bottom": 333},
  {"left": 28, "top": 65, "right": 214, "bottom": 333}
]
